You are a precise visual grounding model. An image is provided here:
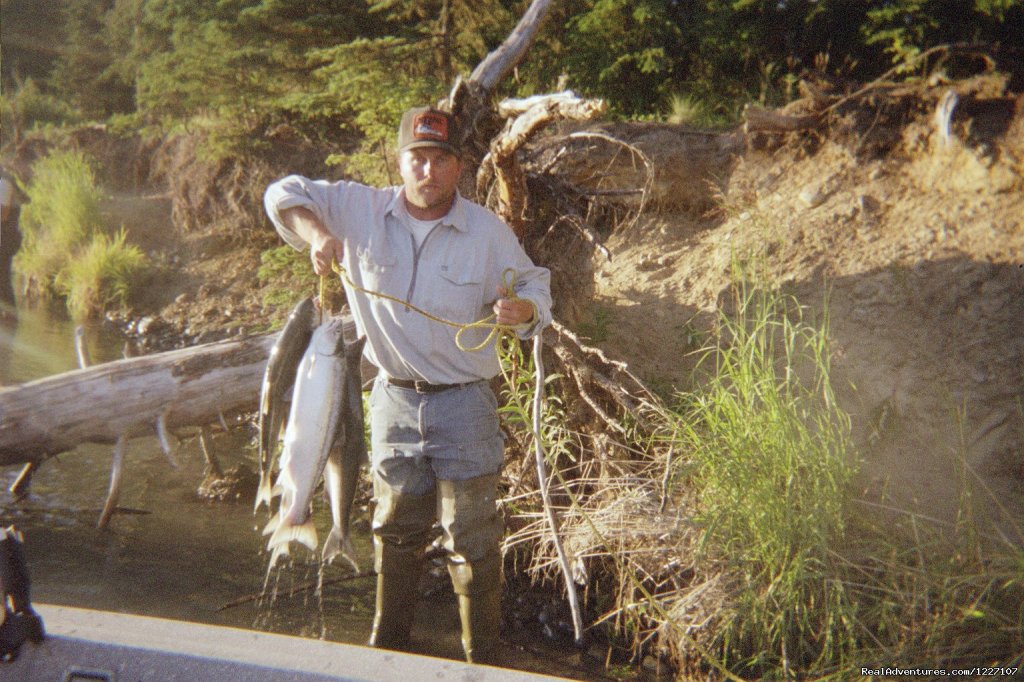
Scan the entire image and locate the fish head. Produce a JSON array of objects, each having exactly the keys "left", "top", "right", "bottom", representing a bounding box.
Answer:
[
  {"left": 311, "top": 317, "right": 349, "bottom": 357},
  {"left": 290, "top": 297, "right": 317, "bottom": 329}
]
